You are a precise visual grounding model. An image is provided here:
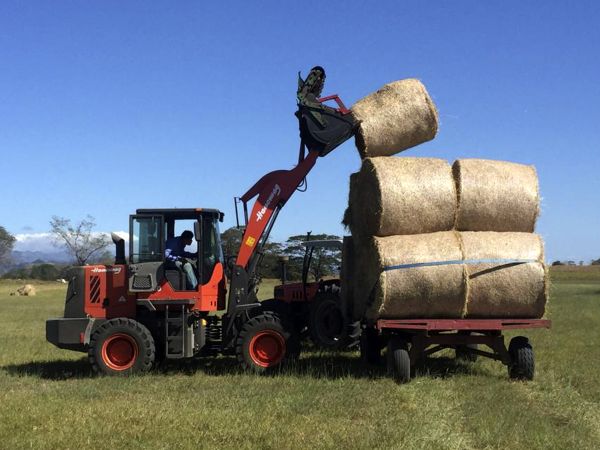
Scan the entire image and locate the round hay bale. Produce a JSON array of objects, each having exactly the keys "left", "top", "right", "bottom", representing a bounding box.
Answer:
[
  {"left": 349, "top": 157, "right": 456, "bottom": 237},
  {"left": 341, "top": 172, "right": 360, "bottom": 230},
  {"left": 17, "top": 284, "right": 36, "bottom": 296},
  {"left": 453, "top": 159, "right": 540, "bottom": 232},
  {"left": 353, "top": 232, "right": 466, "bottom": 322},
  {"left": 351, "top": 79, "right": 439, "bottom": 158},
  {"left": 461, "top": 232, "right": 547, "bottom": 318},
  {"left": 340, "top": 236, "right": 354, "bottom": 319}
]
